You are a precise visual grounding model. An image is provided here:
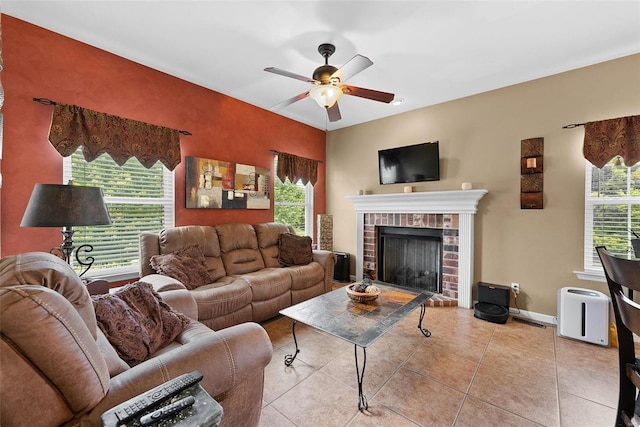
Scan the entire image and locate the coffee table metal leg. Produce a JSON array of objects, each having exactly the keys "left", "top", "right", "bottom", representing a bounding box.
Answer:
[
  {"left": 284, "top": 320, "right": 300, "bottom": 366},
  {"left": 355, "top": 345, "right": 368, "bottom": 411},
  {"left": 418, "top": 304, "right": 431, "bottom": 338}
]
